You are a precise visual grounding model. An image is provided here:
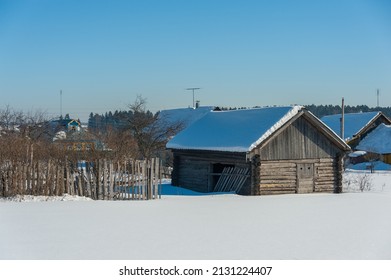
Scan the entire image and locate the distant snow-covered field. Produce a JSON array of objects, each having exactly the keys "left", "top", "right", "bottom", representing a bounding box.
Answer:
[{"left": 1, "top": 169, "right": 391, "bottom": 260}]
